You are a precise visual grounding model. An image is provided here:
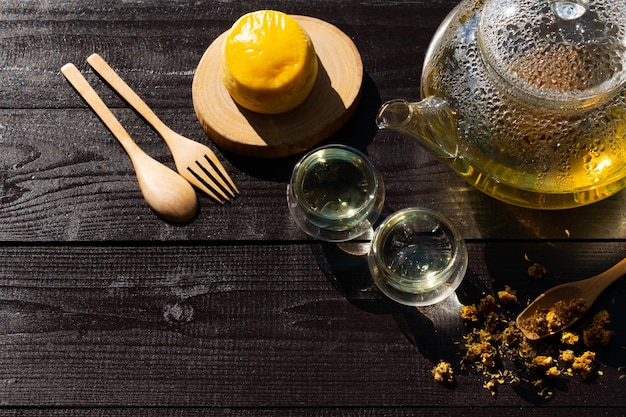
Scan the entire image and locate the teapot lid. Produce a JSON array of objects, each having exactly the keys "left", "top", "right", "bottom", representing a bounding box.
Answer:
[{"left": 478, "top": 0, "right": 626, "bottom": 108}]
